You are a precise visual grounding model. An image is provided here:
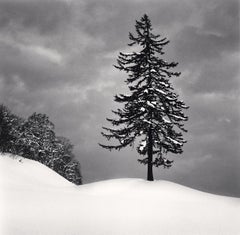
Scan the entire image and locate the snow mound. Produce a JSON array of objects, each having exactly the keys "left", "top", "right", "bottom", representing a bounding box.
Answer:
[
  {"left": 1, "top": 154, "right": 240, "bottom": 235},
  {"left": 0, "top": 154, "right": 72, "bottom": 188}
]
